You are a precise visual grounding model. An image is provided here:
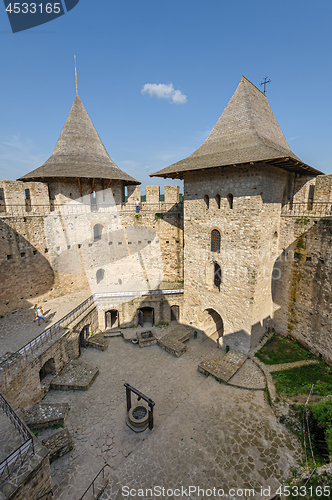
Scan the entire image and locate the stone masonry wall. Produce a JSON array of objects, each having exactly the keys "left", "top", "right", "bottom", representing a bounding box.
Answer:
[
  {"left": 273, "top": 216, "right": 332, "bottom": 363},
  {"left": 96, "top": 291, "right": 183, "bottom": 330},
  {"left": 0, "top": 328, "right": 80, "bottom": 408},
  {"left": 182, "top": 164, "right": 290, "bottom": 353},
  {"left": 0, "top": 181, "right": 183, "bottom": 314}
]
